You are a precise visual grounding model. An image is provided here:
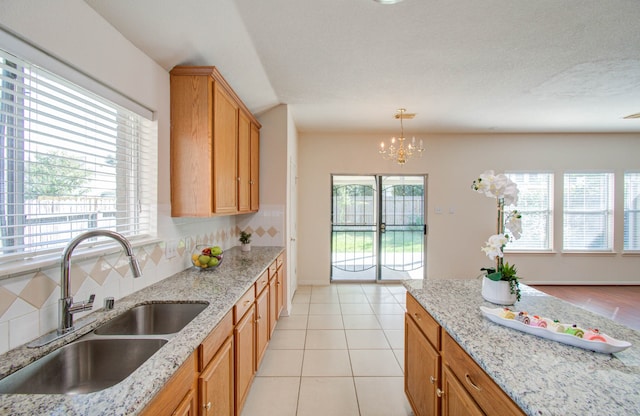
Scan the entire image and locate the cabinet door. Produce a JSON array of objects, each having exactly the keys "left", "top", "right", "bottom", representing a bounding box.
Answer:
[
  {"left": 173, "top": 388, "right": 197, "bottom": 416},
  {"left": 199, "top": 336, "right": 234, "bottom": 416},
  {"left": 255, "top": 288, "right": 269, "bottom": 370},
  {"left": 276, "top": 265, "right": 285, "bottom": 317},
  {"left": 249, "top": 122, "right": 260, "bottom": 212},
  {"left": 441, "top": 366, "right": 484, "bottom": 416},
  {"left": 405, "top": 314, "right": 440, "bottom": 416},
  {"left": 268, "top": 276, "right": 277, "bottom": 336},
  {"left": 234, "top": 306, "right": 256, "bottom": 416},
  {"left": 213, "top": 82, "right": 239, "bottom": 214},
  {"left": 237, "top": 111, "right": 251, "bottom": 213}
]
